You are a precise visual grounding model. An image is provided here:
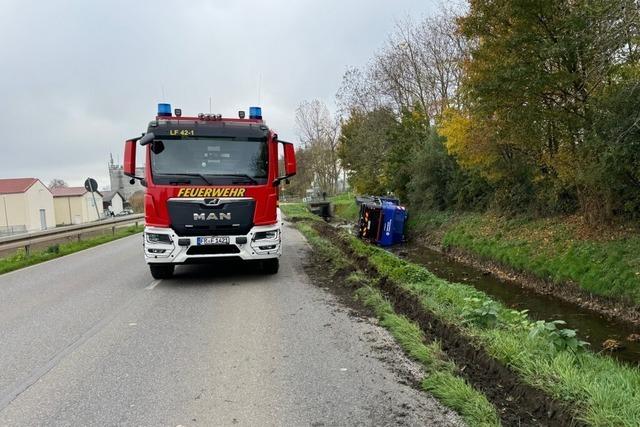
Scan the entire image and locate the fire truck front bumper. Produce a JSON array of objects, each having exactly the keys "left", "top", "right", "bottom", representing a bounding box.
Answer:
[{"left": 142, "top": 224, "right": 282, "bottom": 264}]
